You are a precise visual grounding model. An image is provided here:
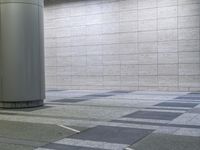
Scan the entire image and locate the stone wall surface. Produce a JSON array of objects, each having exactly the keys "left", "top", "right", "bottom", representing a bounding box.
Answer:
[{"left": 44, "top": 0, "right": 200, "bottom": 91}]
